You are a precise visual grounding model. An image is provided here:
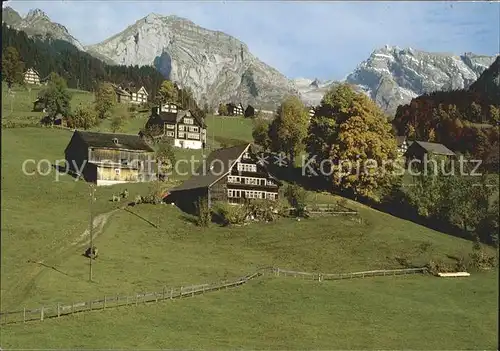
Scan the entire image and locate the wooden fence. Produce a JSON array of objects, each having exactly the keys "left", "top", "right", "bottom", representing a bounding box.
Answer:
[
  {"left": 274, "top": 267, "right": 427, "bottom": 281},
  {"left": 0, "top": 267, "right": 427, "bottom": 326}
]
